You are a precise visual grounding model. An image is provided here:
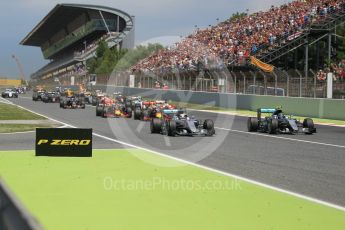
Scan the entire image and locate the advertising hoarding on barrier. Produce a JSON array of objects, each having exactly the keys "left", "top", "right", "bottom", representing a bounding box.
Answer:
[
  {"left": 129, "top": 75, "right": 135, "bottom": 88},
  {"left": 36, "top": 128, "right": 92, "bottom": 157},
  {"left": 327, "top": 73, "right": 333, "bottom": 99}
]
